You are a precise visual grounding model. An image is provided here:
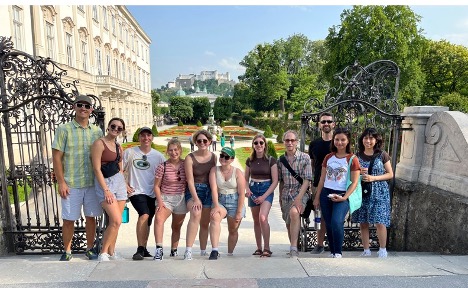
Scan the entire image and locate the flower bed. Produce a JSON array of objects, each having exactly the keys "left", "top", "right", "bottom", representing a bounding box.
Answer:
[{"left": 158, "top": 125, "right": 201, "bottom": 137}]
